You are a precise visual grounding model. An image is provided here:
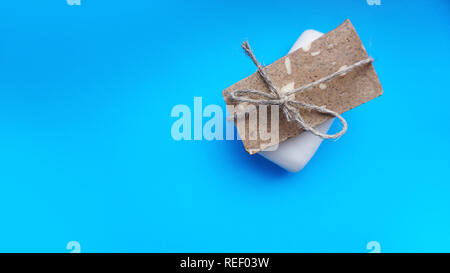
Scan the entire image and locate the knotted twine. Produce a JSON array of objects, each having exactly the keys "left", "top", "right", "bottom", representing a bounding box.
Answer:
[{"left": 228, "top": 41, "right": 374, "bottom": 139}]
